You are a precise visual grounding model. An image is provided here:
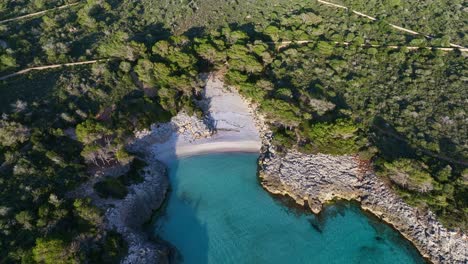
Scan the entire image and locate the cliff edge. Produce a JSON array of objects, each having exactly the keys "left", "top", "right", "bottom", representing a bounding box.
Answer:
[{"left": 259, "top": 151, "right": 467, "bottom": 264}]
